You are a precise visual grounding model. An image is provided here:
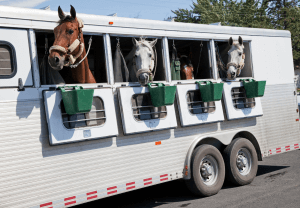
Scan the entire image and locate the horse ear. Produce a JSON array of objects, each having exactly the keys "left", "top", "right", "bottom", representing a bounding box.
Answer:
[
  {"left": 70, "top": 5, "right": 76, "bottom": 19},
  {"left": 149, "top": 39, "right": 157, "bottom": 47},
  {"left": 58, "top": 6, "right": 65, "bottom": 20},
  {"left": 238, "top": 36, "right": 243, "bottom": 45},
  {"left": 228, "top": 37, "right": 233, "bottom": 46},
  {"left": 132, "top": 38, "right": 138, "bottom": 46}
]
